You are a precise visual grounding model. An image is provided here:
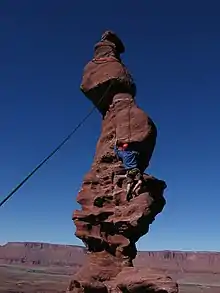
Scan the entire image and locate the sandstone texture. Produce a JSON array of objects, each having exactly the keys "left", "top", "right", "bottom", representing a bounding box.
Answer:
[{"left": 68, "top": 31, "right": 178, "bottom": 293}]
